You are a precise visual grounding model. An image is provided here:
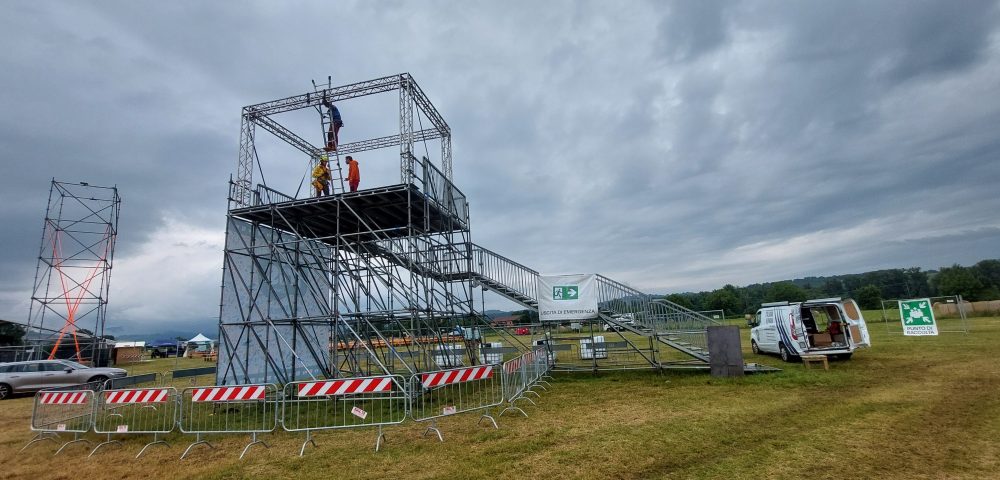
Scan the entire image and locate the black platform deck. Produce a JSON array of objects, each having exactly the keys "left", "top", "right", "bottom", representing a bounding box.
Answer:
[{"left": 229, "top": 184, "right": 467, "bottom": 243}]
